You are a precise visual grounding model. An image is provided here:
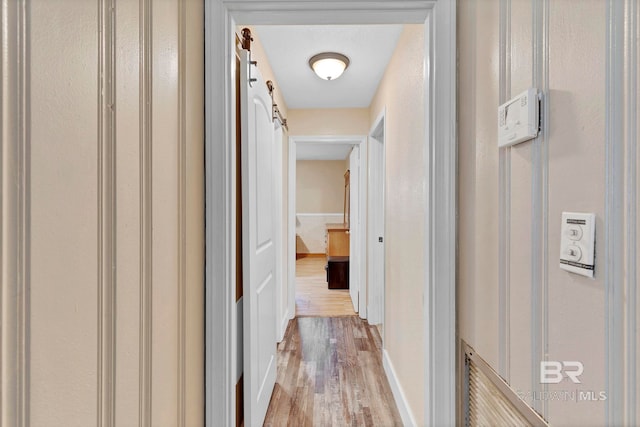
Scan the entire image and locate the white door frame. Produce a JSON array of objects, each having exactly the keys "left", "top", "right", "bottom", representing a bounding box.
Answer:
[
  {"left": 368, "top": 108, "right": 386, "bottom": 327},
  {"left": 204, "top": 1, "right": 457, "bottom": 426},
  {"left": 288, "top": 135, "right": 367, "bottom": 322},
  {"left": 348, "top": 146, "right": 361, "bottom": 314},
  {"left": 273, "top": 123, "right": 285, "bottom": 343}
]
